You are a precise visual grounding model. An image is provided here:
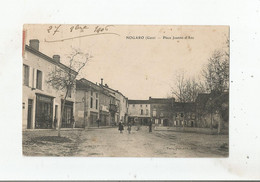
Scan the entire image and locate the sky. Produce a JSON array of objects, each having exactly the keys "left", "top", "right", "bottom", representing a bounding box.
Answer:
[{"left": 24, "top": 25, "right": 229, "bottom": 100}]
